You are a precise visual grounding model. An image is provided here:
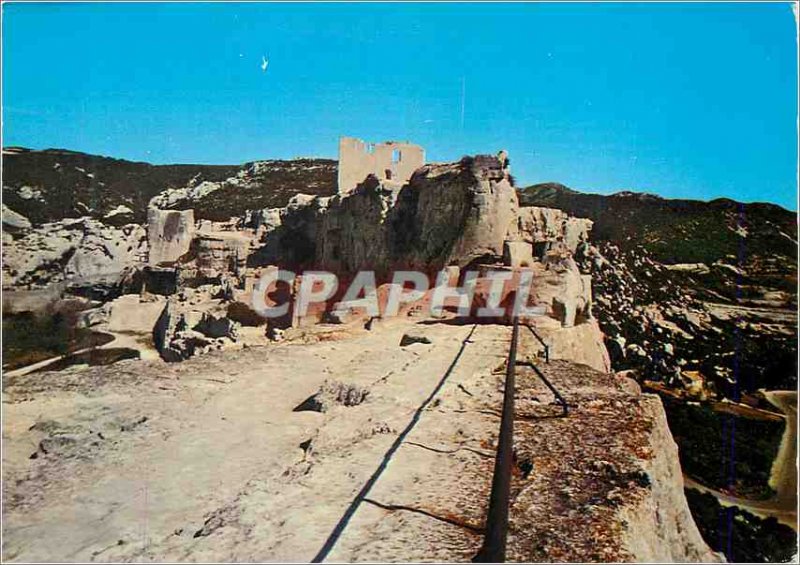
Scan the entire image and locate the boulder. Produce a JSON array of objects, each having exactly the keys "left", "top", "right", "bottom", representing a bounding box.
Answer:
[
  {"left": 65, "top": 223, "right": 147, "bottom": 285},
  {"left": 503, "top": 240, "right": 534, "bottom": 268},
  {"left": 626, "top": 343, "right": 648, "bottom": 360},
  {"left": 149, "top": 179, "right": 228, "bottom": 210},
  {"left": 161, "top": 330, "right": 217, "bottom": 362},
  {"left": 2, "top": 217, "right": 146, "bottom": 289},
  {"left": 510, "top": 206, "right": 592, "bottom": 254},
  {"left": 104, "top": 205, "right": 134, "bottom": 222},
  {"left": 77, "top": 305, "right": 110, "bottom": 328},
  {"left": 194, "top": 231, "right": 250, "bottom": 278},
  {"left": 293, "top": 380, "right": 369, "bottom": 412},
  {"left": 105, "top": 294, "right": 165, "bottom": 333},
  {"left": 195, "top": 312, "right": 240, "bottom": 340},
  {"left": 242, "top": 207, "right": 282, "bottom": 232},
  {"left": 147, "top": 208, "right": 195, "bottom": 266},
  {"left": 534, "top": 256, "right": 593, "bottom": 328},
  {"left": 2, "top": 204, "right": 32, "bottom": 230},
  {"left": 152, "top": 292, "right": 241, "bottom": 361},
  {"left": 607, "top": 335, "right": 627, "bottom": 364},
  {"left": 664, "top": 263, "right": 710, "bottom": 275}
]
